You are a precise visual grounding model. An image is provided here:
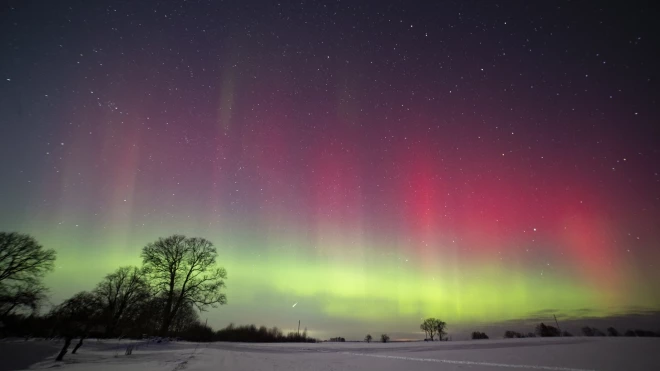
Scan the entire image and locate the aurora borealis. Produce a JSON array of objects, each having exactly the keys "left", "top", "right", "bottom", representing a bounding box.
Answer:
[{"left": 1, "top": 1, "right": 659, "bottom": 338}]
